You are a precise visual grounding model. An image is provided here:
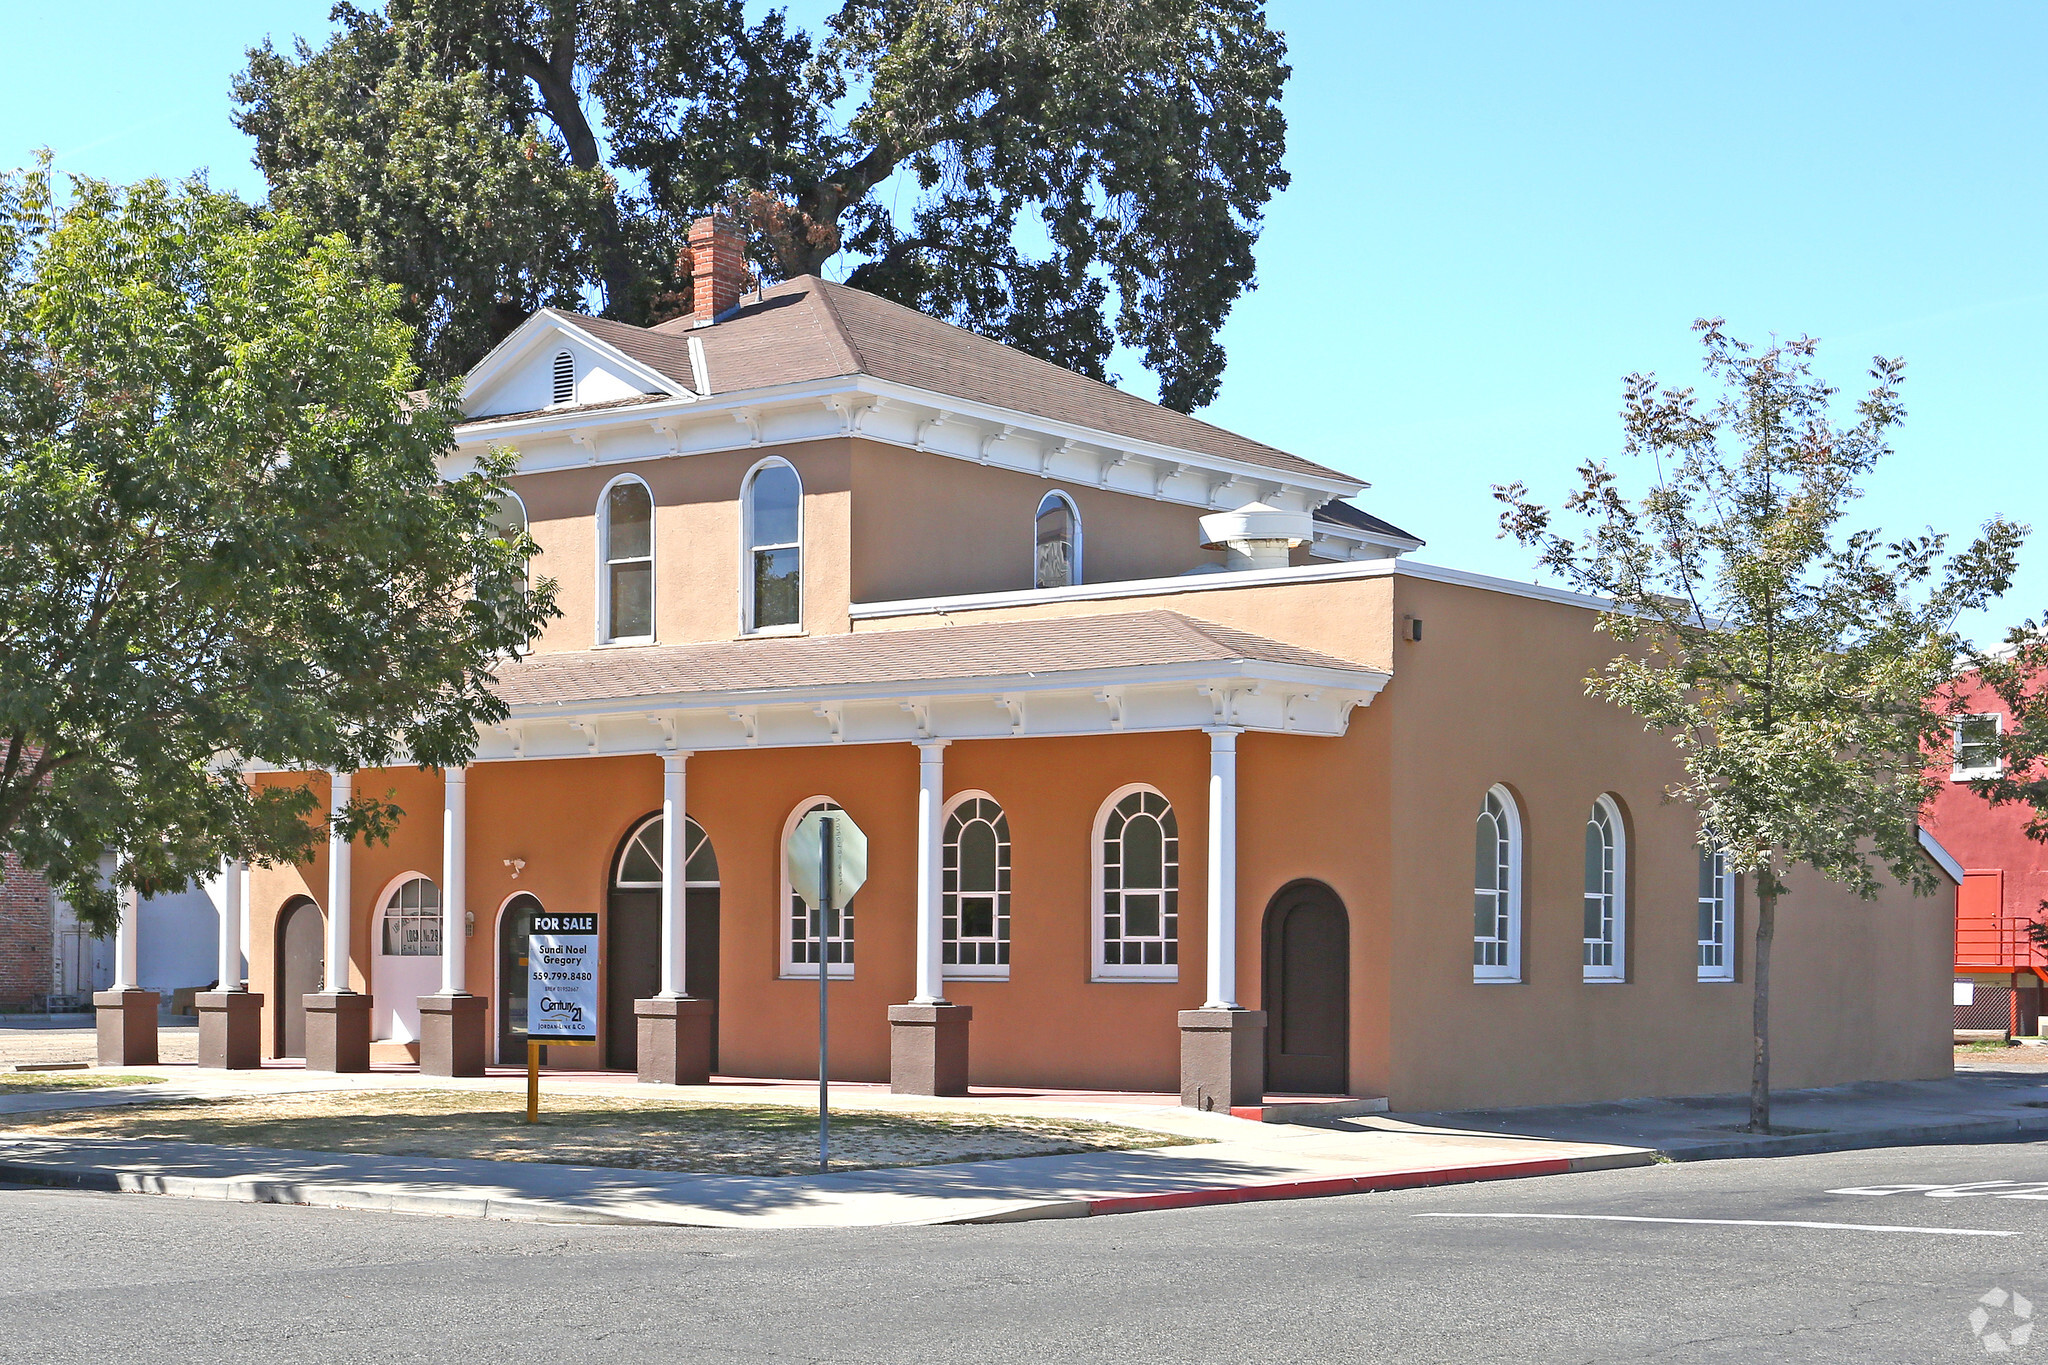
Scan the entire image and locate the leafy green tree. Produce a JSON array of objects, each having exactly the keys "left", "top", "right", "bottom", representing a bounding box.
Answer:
[
  {"left": 232, "top": 0, "right": 1292, "bottom": 411},
  {"left": 1496, "top": 320, "right": 2023, "bottom": 1132},
  {"left": 0, "top": 157, "right": 556, "bottom": 934}
]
